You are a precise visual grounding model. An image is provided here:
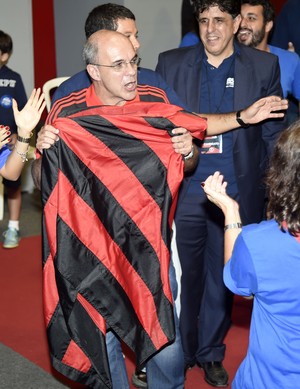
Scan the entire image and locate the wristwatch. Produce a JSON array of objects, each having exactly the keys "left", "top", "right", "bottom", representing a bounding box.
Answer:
[
  {"left": 236, "top": 111, "right": 249, "bottom": 128},
  {"left": 183, "top": 145, "right": 194, "bottom": 160}
]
